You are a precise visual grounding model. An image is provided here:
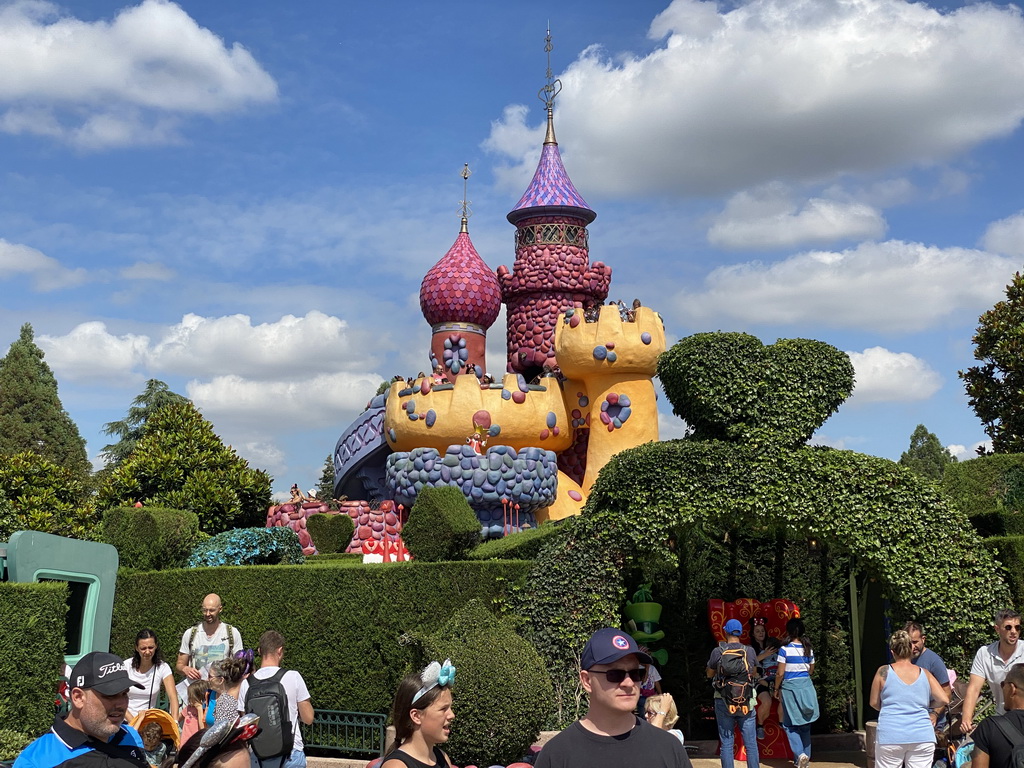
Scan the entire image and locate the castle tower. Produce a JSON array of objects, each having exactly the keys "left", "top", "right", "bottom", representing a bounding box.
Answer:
[
  {"left": 419, "top": 165, "right": 502, "bottom": 379},
  {"left": 497, "top": 31, "right": 611, "bottom": 379}
]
